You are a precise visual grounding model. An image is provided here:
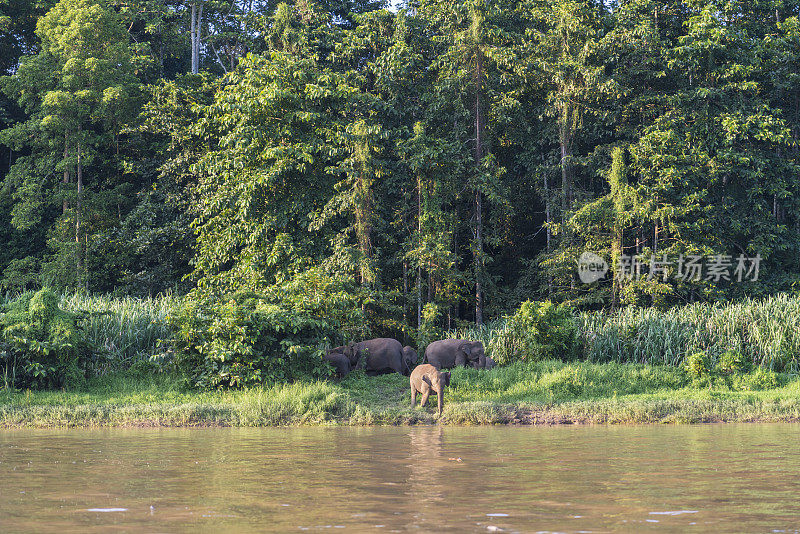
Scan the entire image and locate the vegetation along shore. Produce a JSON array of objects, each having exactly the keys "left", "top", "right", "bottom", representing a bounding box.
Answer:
[
  {"left": 3, "top": 0, "right": 800, "bottom": 428},
  {"left": 2, "top": 291, "right": 800, "bottom": 428}
]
